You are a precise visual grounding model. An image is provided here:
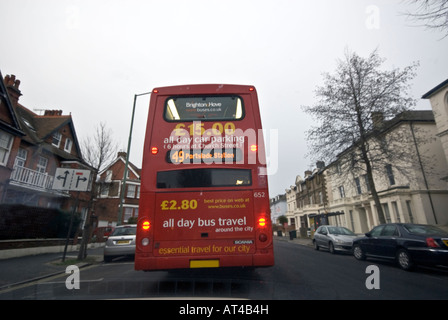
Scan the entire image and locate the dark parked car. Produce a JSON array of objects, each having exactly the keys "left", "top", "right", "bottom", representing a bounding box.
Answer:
[
  {"left": 352, "top": 223, "right": 448, "bottom": 270},
  {"left": 313, "top": 225, "right": 358, "bottom": 254}
]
